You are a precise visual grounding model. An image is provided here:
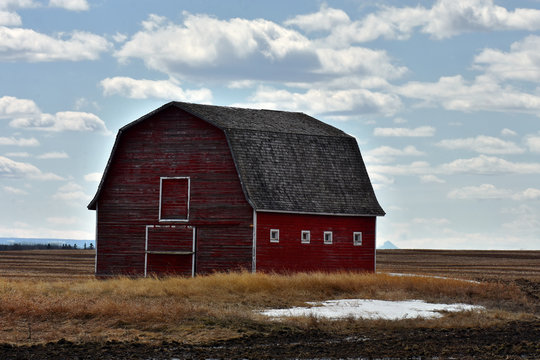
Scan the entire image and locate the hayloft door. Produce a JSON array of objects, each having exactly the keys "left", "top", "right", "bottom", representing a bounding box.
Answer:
[{"left": 144, "top": 225, "right": 195, "bottom": 276}]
